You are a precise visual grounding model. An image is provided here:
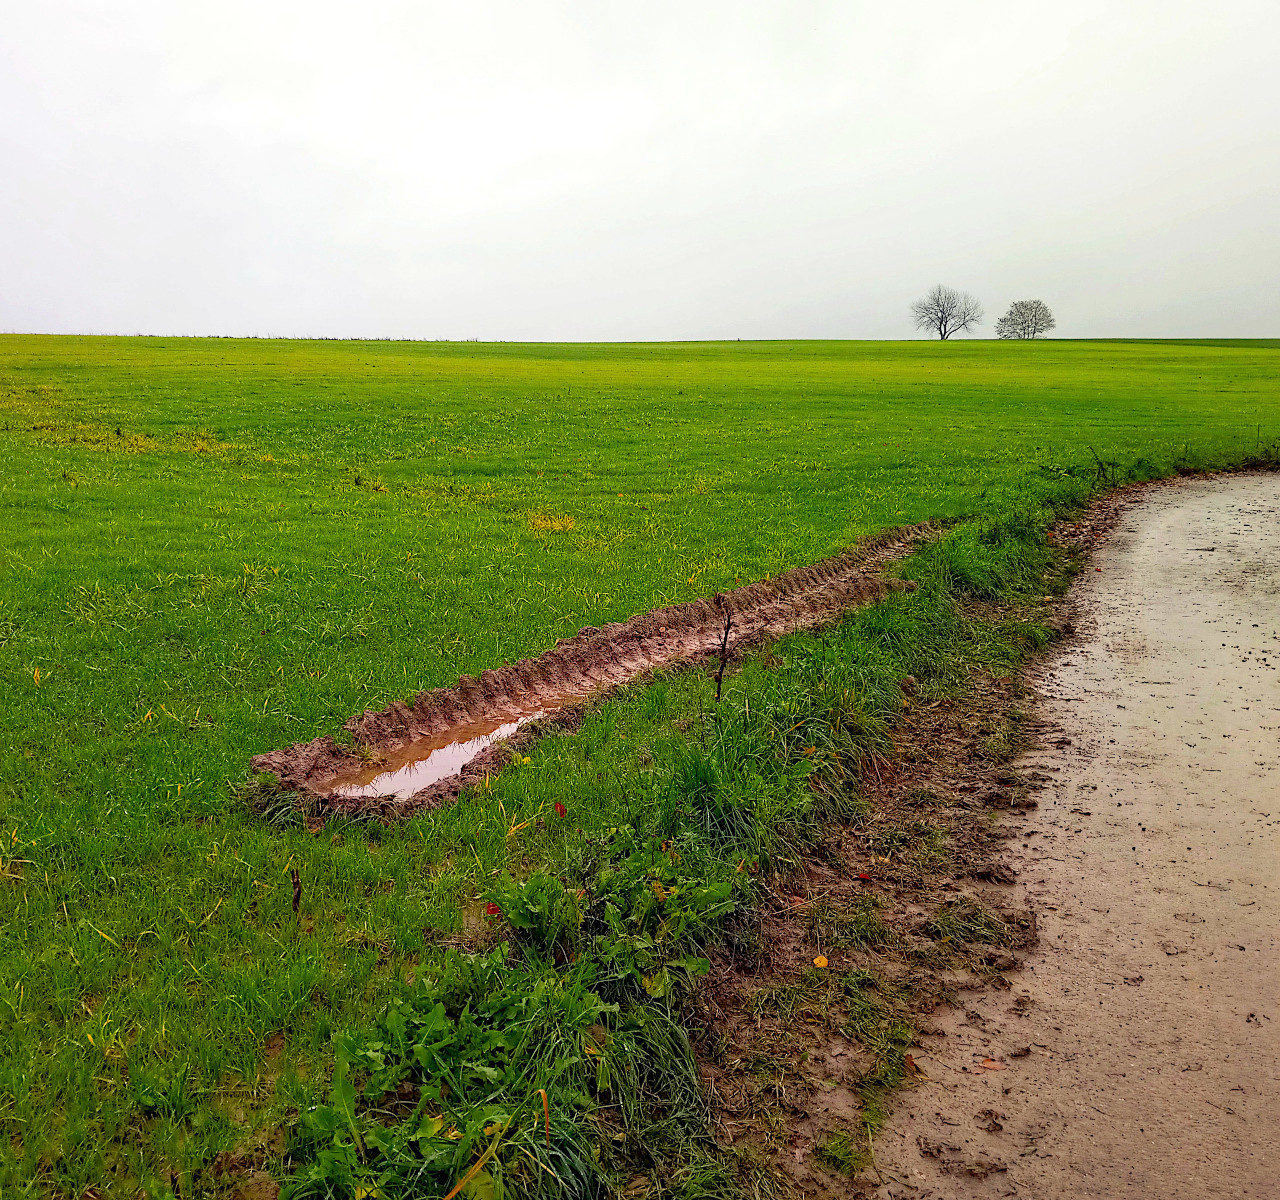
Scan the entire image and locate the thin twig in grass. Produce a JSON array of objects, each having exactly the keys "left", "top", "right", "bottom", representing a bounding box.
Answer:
[
  {"left": 714, "top": 597, "right": 733, "bottom": 703},
  {"left": 865, "top": 1123, "right": 890, "bottom": 1186},
  {"left": 1086, "top": 444, "right": 1118, "bottom": 486}
]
